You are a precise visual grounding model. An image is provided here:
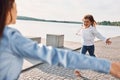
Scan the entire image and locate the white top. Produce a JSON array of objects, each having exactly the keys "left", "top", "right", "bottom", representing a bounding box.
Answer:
[{"left": 77, "top": 26, "right": 107, "bottom": 46}]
